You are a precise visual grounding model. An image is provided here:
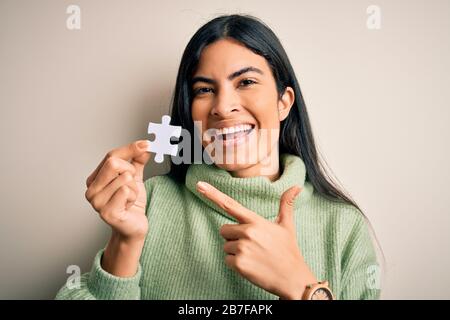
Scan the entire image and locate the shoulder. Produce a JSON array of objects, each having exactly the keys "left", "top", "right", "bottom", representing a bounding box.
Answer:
[
  {"left": 144, "top": 174, "right": 183, "bottom": 195},
  {"left": 307, "top": 193, "right": 378, "bottom": 271},
  {"left": 143, "top": 174, "right": 184, "bottom": 204},
  {"left": 143, "top": 174, "right": 186, "bottom": 217},
  {"left": 307, "top": 192, "right": 371, "bottom": 245}
]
